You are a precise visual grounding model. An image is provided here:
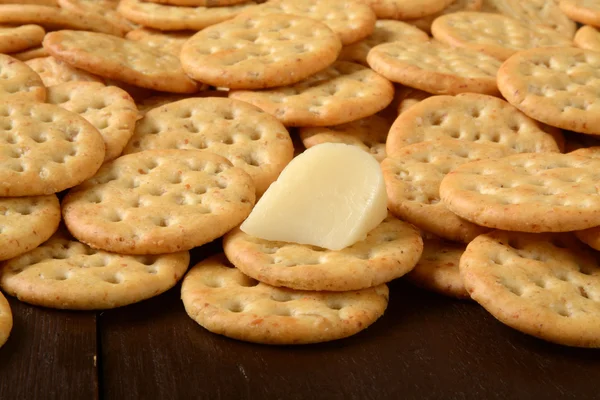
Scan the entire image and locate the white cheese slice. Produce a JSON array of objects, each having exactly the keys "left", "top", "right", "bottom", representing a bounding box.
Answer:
[{"left": 240, "top": 142, "right": 388, "bottom": 251}]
